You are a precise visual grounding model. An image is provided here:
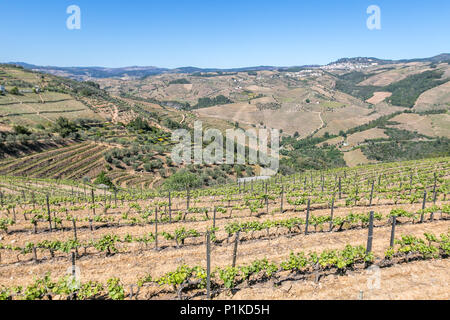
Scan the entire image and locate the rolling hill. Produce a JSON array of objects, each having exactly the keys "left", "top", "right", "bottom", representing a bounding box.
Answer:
[{"left": 1, "top": 54, "right": 449, "bottom": 187}]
